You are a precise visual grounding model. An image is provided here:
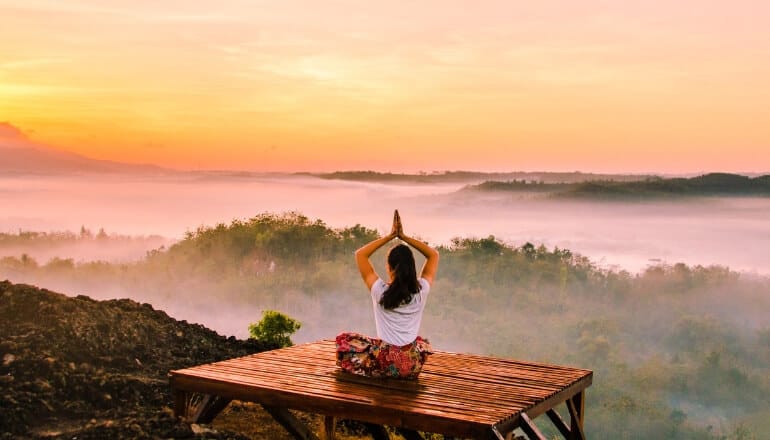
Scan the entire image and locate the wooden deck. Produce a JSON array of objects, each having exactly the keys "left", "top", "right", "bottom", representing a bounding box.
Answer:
[{"left": 169, "top": 340, "right": 593, "bottom": 440}]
